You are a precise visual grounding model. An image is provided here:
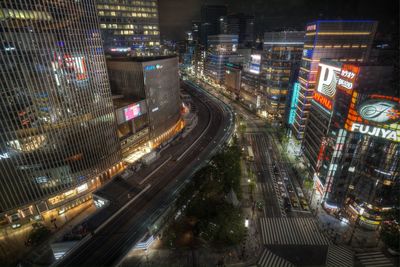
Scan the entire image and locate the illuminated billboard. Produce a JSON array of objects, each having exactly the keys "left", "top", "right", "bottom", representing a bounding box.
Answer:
[
  {"left": 249, "top": 54, "right": 261, "bottom": 74},
  {"left": 312, "top": 61, "right": 341, "bottom": 111},
  {"left": 63, "top": 54, "right": 87, "bottom": 81},
  {"left": 345, "top": 93, "right": 400, "bottom": 142},
  {"left": 124, "top": 104, "right": 142, "bottom": 121},
  {"left": 337, "top": 64, "right": 360, "bottom": 94},
  {"left": 288, "top": 82, "right": 300, "bottom": 125},
  {"left": 52, "top": 53, "right": 88, "bottom": 82}
]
